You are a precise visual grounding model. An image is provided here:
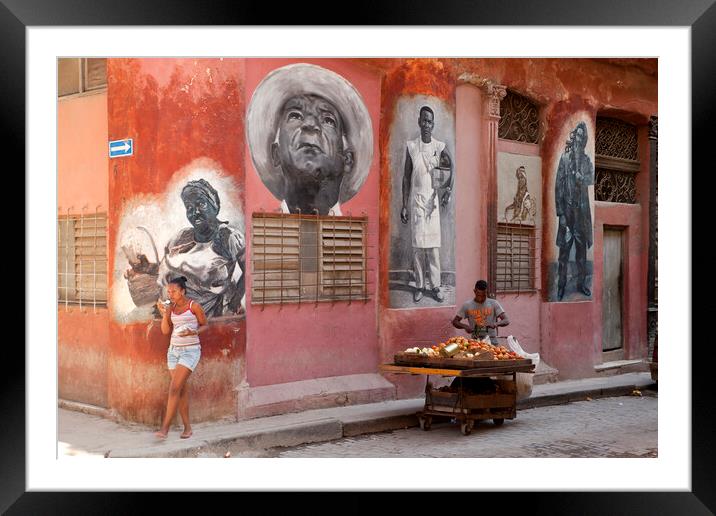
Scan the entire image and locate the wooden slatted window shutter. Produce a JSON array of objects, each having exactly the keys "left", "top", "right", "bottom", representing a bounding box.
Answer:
[
  {"left": 252, "top": 213, "right": 368, "bottom": 305},
  {"left": 84, "top": 58, "right": 108, "bottom": 91},
  {"left": 58, "top": 213, "right": 108, "bottom": 306},
  {"left": 319, "top": 218, "right": 367, "bottom": 300},
  {"left": 58, "top": 58, "right": 107, "bottom": 97},
  {"left": 251, "top": 215, "right": 301, "bottom": 304}
]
